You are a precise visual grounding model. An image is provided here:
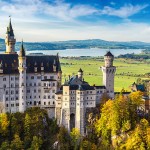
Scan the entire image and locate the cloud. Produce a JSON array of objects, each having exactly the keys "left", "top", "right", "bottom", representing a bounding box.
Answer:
[
  {"left": 101, "top": 4, "right": 149, "bottom": 18},
  {"left": 0, "top": 0, "right": 98, "bottom": 21},
  {"left": 0, "top": 0, "right": 149, "bottom": 42}
]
